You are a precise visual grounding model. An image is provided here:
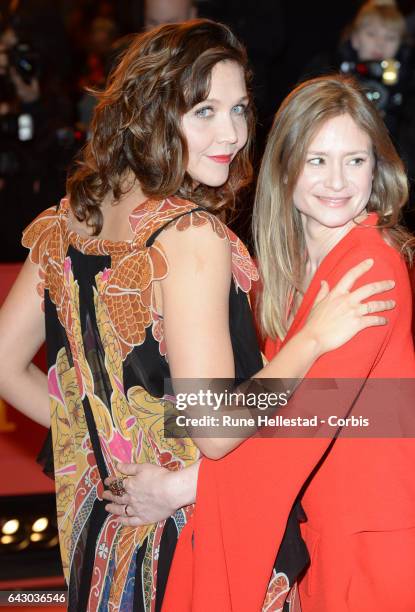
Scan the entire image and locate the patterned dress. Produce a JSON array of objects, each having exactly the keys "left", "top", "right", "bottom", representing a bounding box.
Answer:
[{"left": 23, "top": 196, "right": 308, "bottom": 612}]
